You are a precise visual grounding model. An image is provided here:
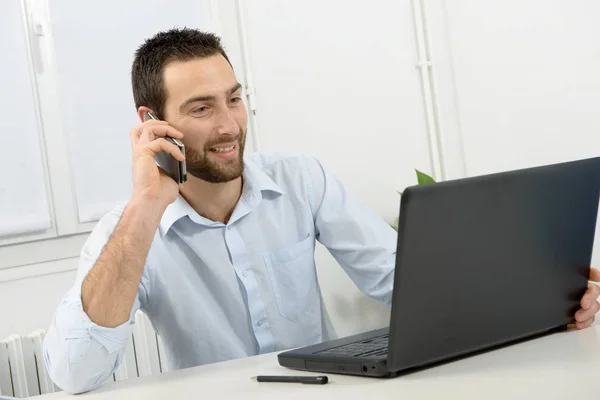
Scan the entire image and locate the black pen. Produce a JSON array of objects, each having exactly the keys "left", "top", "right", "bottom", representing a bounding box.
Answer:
[{"left": 252, "top": 375, "right": 328, "bottom": 384}]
